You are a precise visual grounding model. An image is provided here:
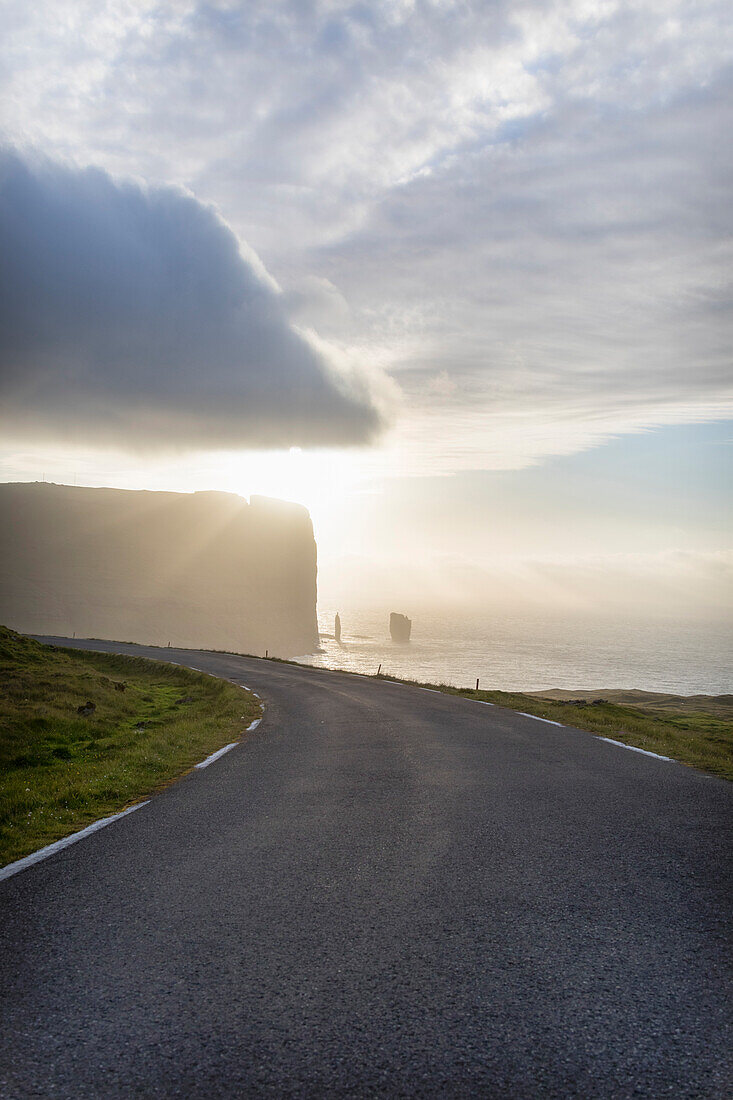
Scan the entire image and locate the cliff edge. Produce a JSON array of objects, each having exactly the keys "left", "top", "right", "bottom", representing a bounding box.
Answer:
[{"left": 0, "top": 482, "right": 318, "bottom": 656}]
